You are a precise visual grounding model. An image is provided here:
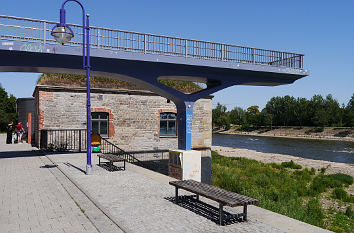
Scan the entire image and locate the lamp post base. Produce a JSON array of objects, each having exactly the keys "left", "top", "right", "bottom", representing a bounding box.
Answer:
[{"left": 86, "top": 164, "right": 93, "bottom": 175}]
